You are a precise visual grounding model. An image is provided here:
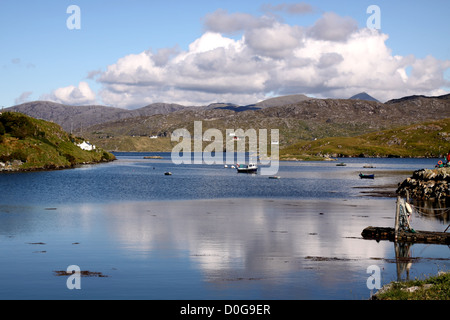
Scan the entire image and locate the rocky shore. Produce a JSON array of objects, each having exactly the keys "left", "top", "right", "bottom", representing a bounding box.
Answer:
[
  {"left": 396, "top": 167, "right": 450, "bottom": 201},
  {"left": 0, "top": 158, "right": 115, "bottom": 173}
]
